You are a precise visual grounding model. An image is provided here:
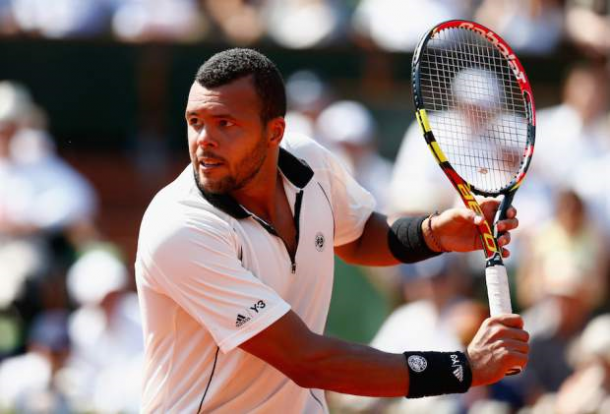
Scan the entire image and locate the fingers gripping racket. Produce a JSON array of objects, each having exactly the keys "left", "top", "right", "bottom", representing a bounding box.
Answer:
[{"left": 412, "top": 21, "right": 535, "bottom": 322}]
